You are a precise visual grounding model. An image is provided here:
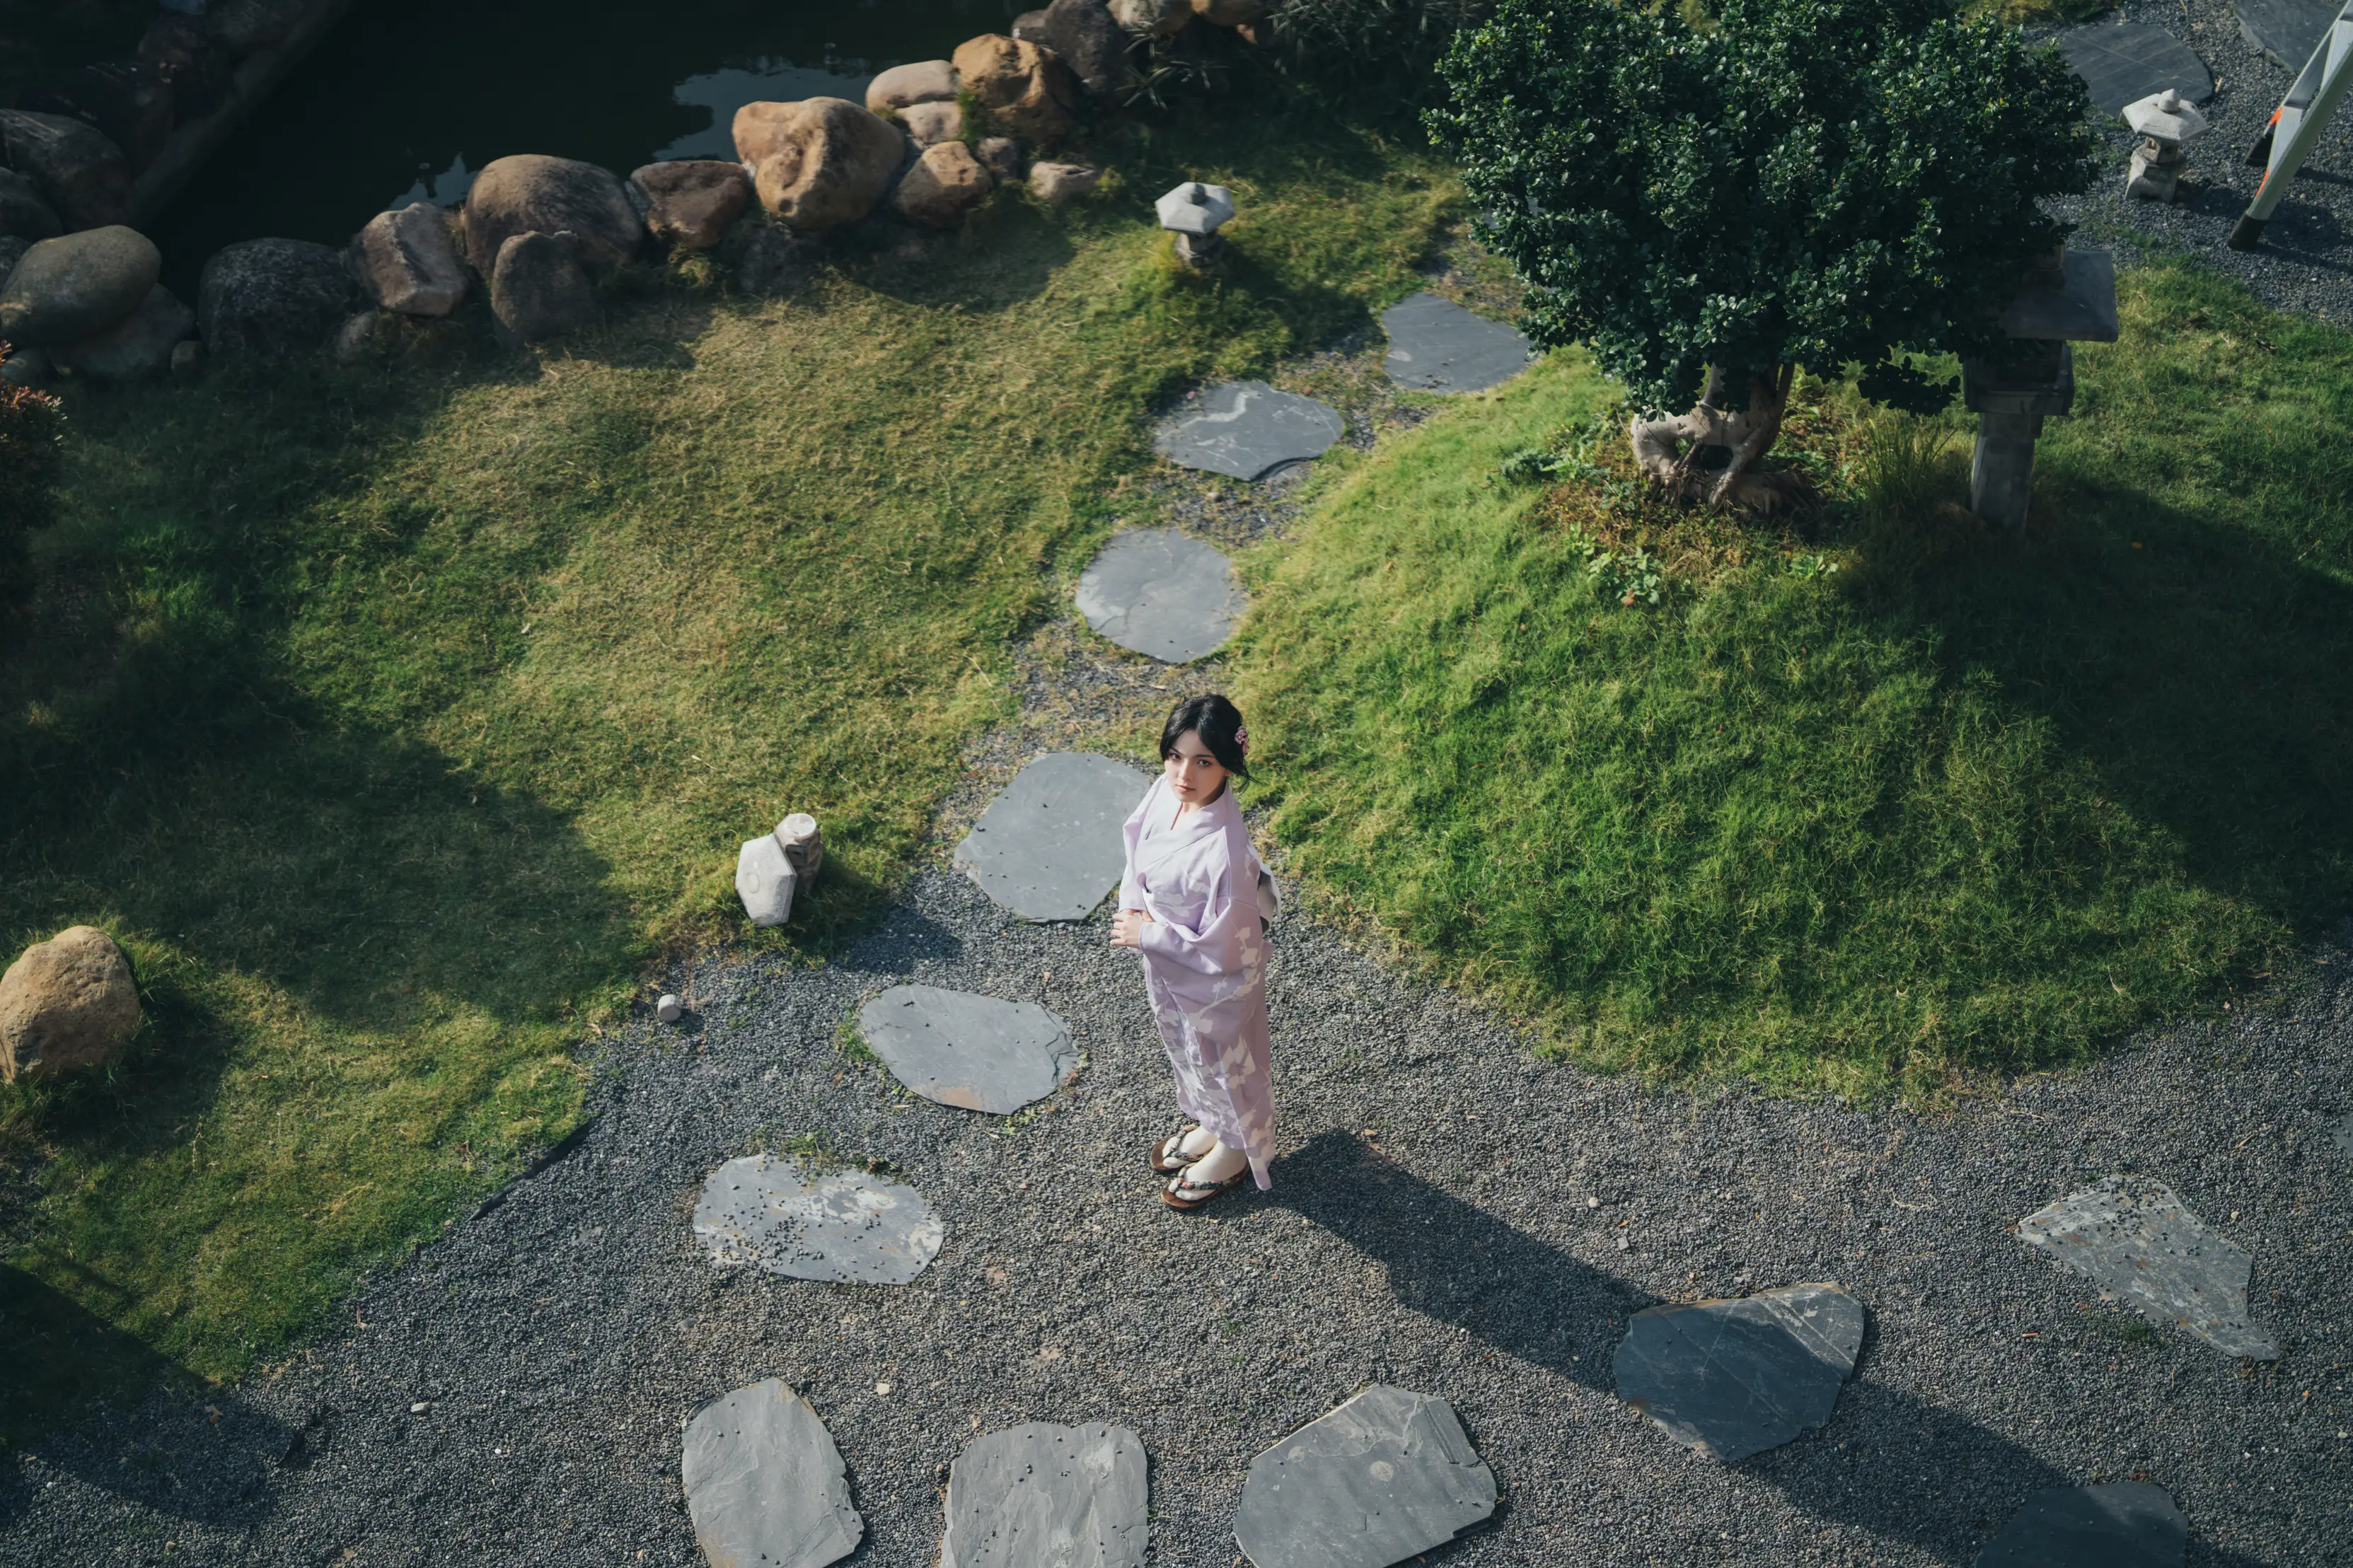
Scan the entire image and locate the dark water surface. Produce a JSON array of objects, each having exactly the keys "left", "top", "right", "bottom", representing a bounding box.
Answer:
[{"left": 150, "top": 0, "right": 1021, "bottom": 294}]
